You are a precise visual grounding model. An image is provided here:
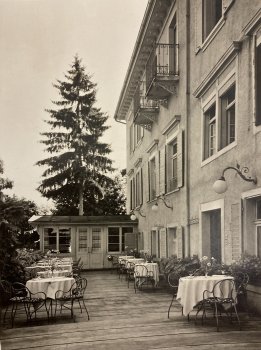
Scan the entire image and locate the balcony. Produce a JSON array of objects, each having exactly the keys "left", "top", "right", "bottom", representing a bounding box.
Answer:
[
  {"left": 146, "top": 43, "right": 179, "bottom": 100},
  {"left": 133, "top": 83, "right": 159, "bottom": 131}
]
